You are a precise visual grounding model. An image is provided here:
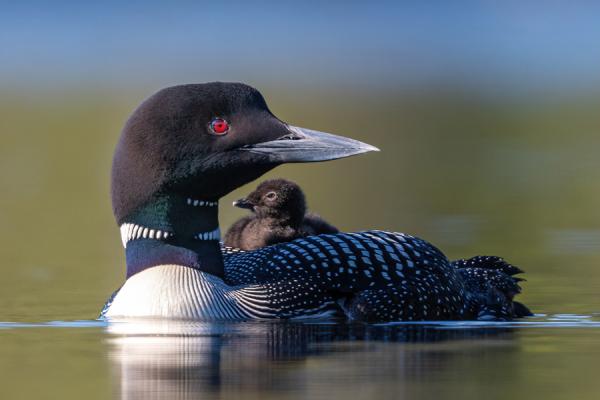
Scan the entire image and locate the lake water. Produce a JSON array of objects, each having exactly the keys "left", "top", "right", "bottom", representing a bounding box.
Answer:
[
  {"left": 2, "top": 316, "right": 600, "bottom": 399},
  {"left": 1, "top": 88, "right": 599, "bottom": 399}
]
